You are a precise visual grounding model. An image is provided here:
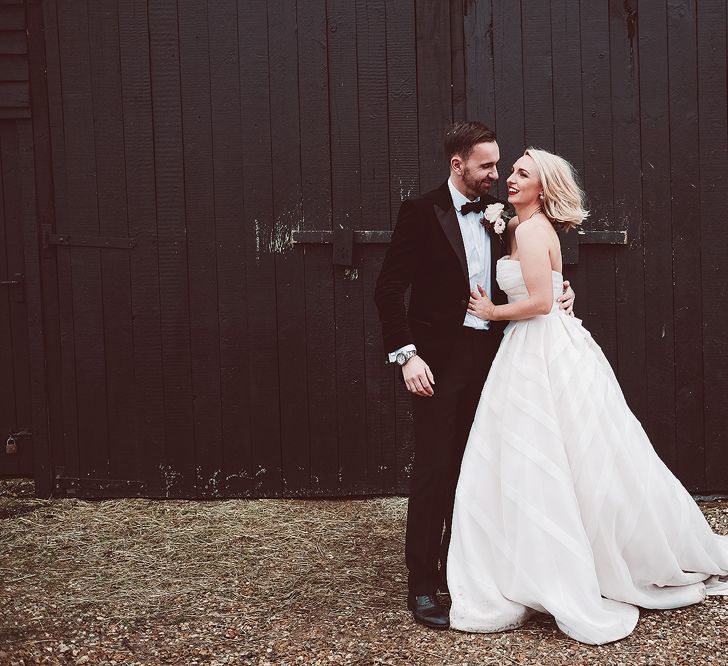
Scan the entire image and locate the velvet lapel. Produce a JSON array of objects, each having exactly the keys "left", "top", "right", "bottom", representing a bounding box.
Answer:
[{"left": 433, "top": 182, "right": 468, "bottom": 281}]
